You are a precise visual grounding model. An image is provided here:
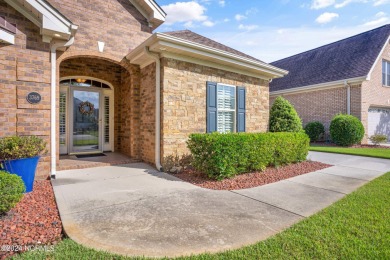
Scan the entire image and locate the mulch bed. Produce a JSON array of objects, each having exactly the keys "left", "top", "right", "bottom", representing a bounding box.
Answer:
[
  {"left": 0, "top": 180, "right": 62, "bottom": 260},
  {"left": 173, "top": 161, "right": 332, "bottom": 190}
]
